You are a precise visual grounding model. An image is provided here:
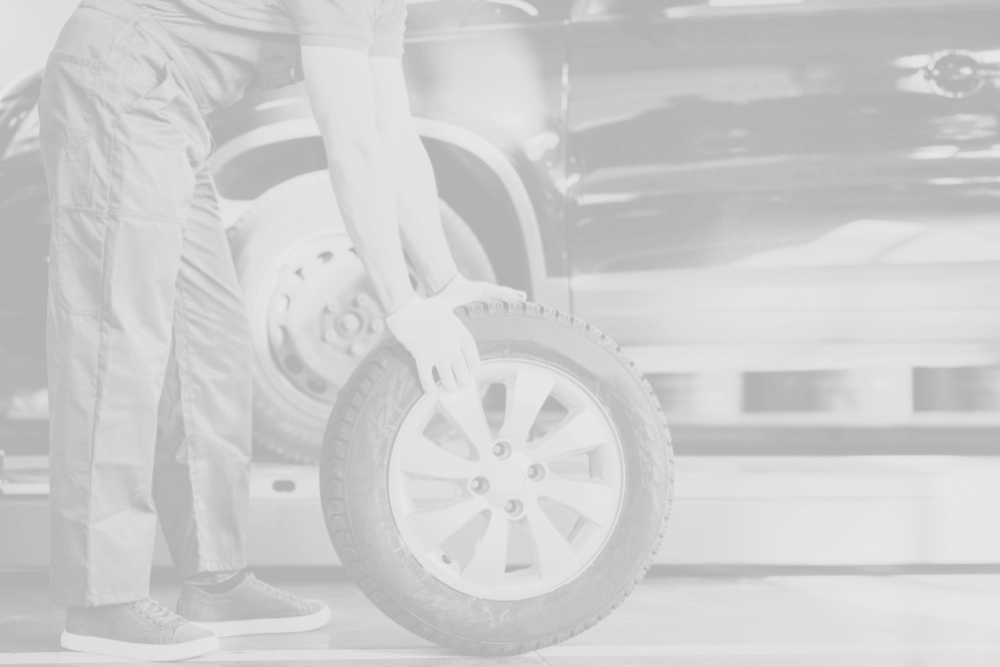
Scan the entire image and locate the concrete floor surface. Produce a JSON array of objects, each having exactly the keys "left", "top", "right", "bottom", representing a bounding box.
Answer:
[{"left": 1, "top": 572, "right": 999, "bottom": 666}]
